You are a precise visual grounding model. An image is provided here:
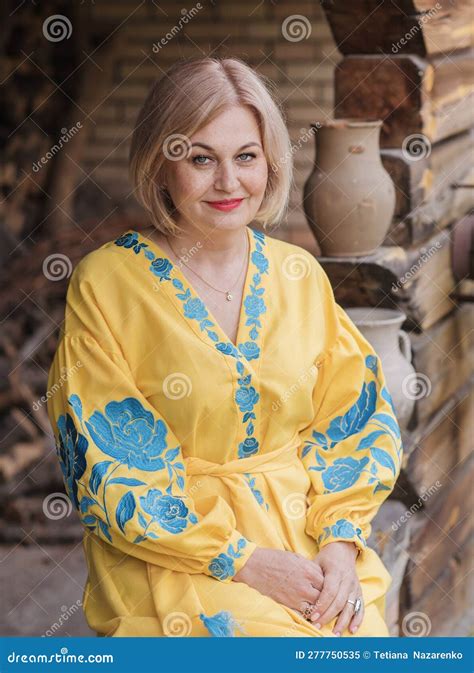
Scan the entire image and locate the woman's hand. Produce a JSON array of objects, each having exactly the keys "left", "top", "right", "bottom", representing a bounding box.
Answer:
[
  {"left": 233, "top": 547, "right": 324, "bottom": 615},
  {"left": 309, "top": 541, "right": 364, "bottom": 636}
]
